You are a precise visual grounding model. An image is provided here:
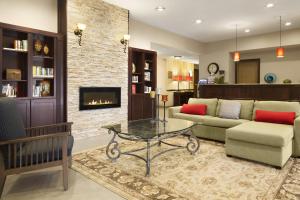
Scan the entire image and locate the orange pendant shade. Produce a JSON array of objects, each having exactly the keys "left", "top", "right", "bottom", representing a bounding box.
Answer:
[
  {"left": 276, "top": 47, "right": 285, "bottom": 58},
  {"left": 233, "top": 52, "right": 240, "bottom": 62}
]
